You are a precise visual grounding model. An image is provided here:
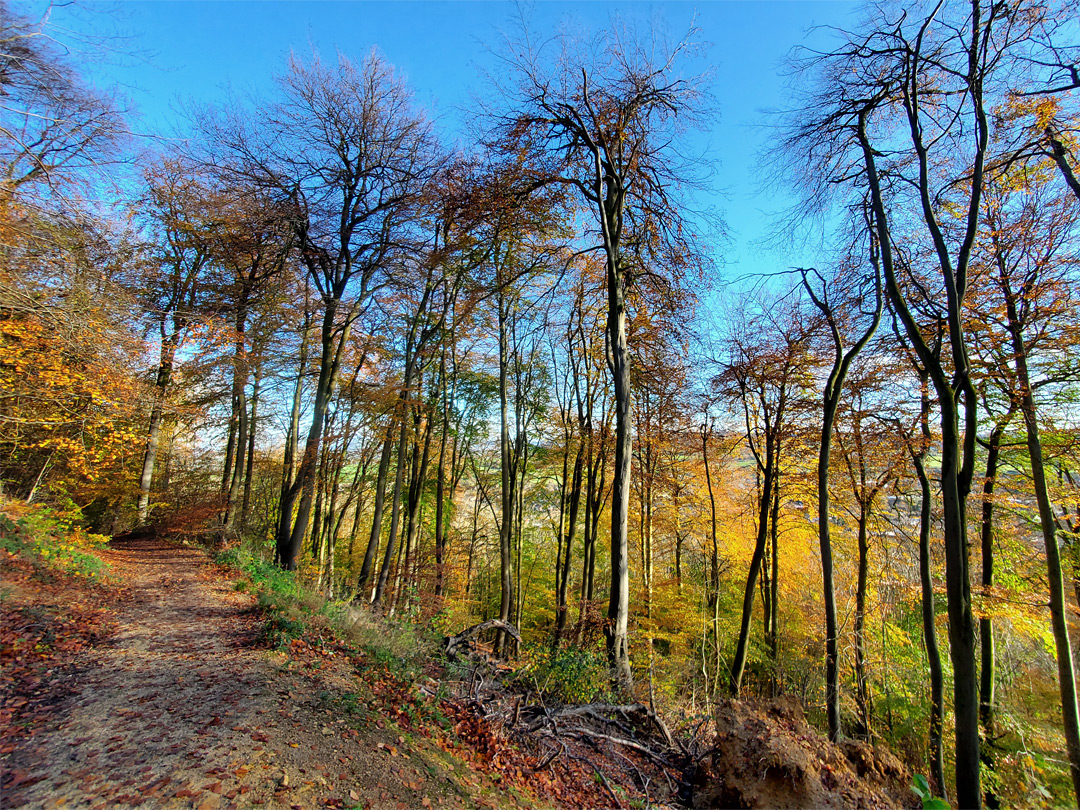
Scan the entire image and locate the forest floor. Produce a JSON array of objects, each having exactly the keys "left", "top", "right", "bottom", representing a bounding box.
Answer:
[
  {"left": 2, "top": 525, "right": 921, "bottom": 810},
  {"left": 0, "top": 535, "right": 538, "bottom": 810}
]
